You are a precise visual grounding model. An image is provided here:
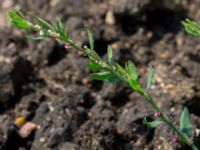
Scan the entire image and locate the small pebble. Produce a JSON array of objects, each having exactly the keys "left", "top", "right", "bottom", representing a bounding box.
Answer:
[
  {"left": 14, "top": 117, "right": 26, "bottom": 127},
  {"left": 18, "top": 122, "right": 38, "bottom": 138},
  {"left": 105, "top": 10, "right": 115, "bottom": 25}
]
